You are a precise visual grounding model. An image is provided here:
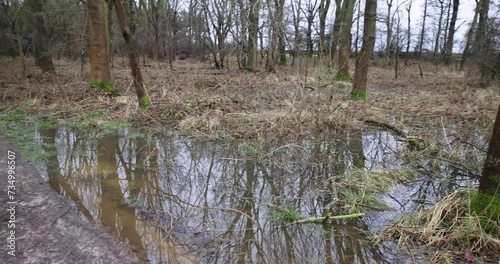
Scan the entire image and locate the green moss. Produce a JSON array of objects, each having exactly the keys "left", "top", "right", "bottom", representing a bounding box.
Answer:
[
  {"left": 89, "top": 80, "right": 119, "bottom": 96},
  {"left": 471, "top": 191, "right": 500, "bottom": 234},
  {"left": 334, "top": 73, "right": 352, "bottom": 82},
  {"left": 139, "top": 96, "right": 152, "bottom": 108},
  {"left": 351, "top": 89, "right": 367, "bottom": 101}
]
